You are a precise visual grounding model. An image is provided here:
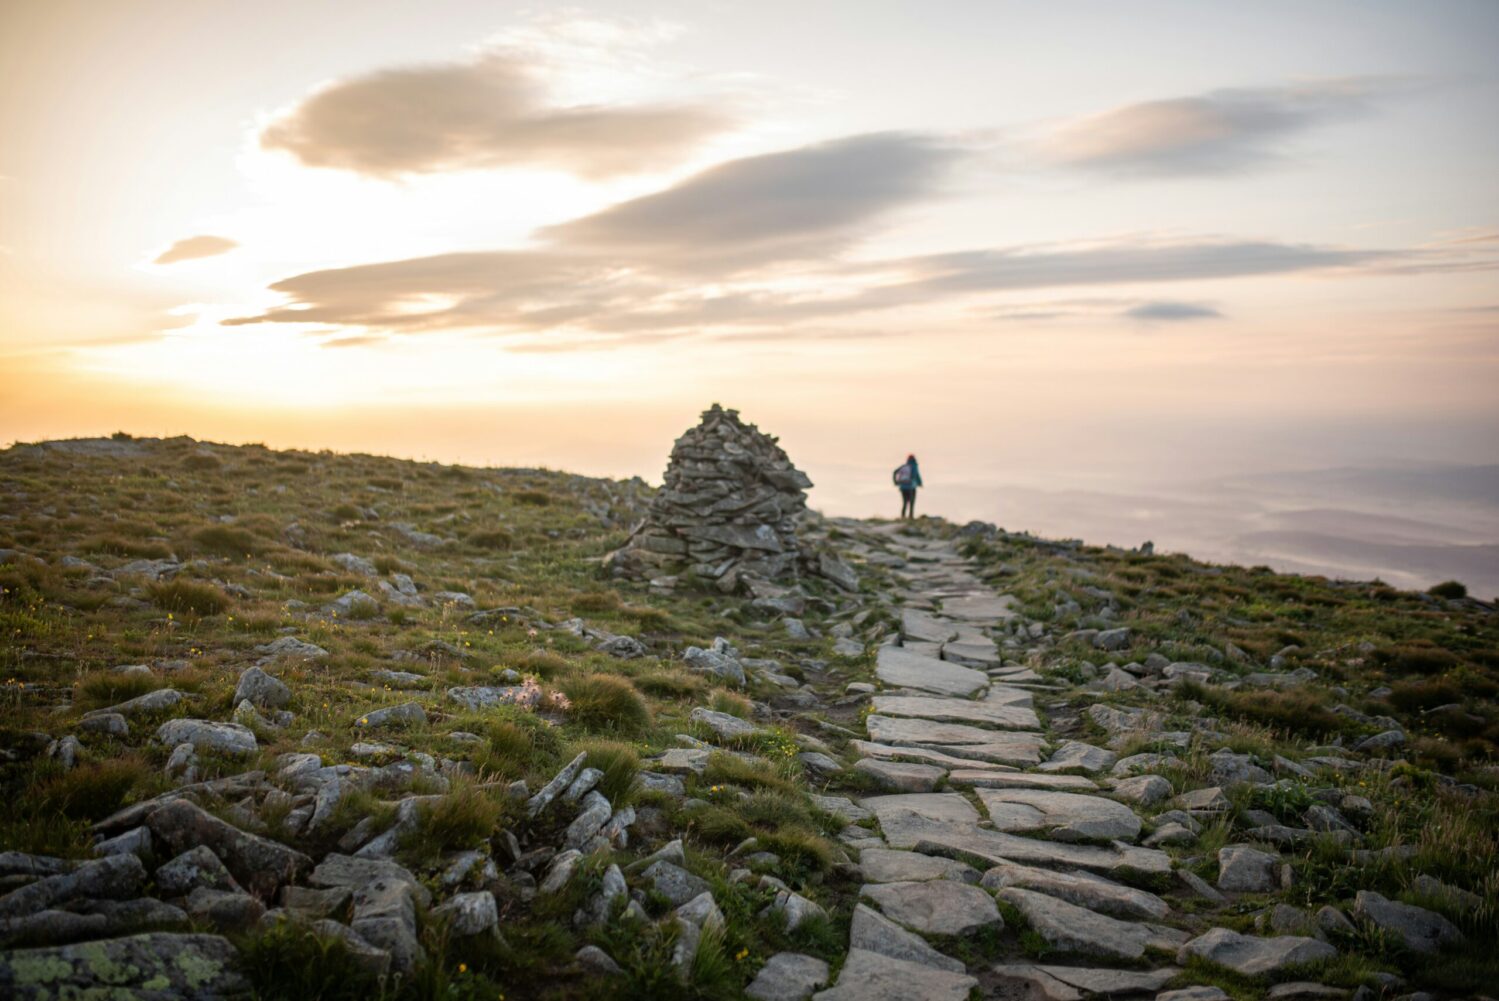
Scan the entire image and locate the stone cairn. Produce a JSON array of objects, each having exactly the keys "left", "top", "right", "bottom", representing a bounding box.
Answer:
[{"left": 610, "top": 404, "right": 855, "bottom": 593}]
